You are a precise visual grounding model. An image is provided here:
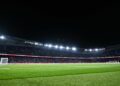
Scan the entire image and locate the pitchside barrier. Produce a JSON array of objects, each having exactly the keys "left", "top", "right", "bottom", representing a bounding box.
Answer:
[{"left": 0, "top": 53, "right": 120, "bottom": 63}]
